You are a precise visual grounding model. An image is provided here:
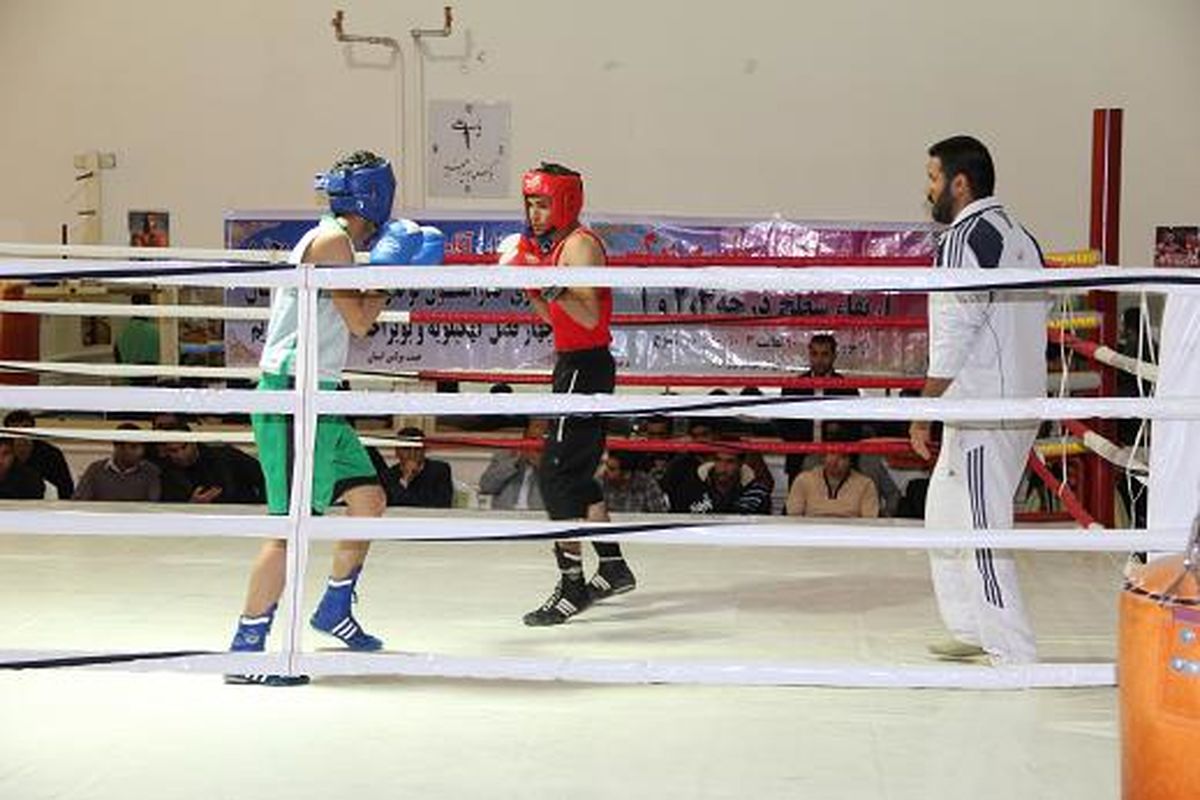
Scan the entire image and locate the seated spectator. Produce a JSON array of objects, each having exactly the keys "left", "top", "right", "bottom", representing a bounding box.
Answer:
[
  {"left": 149, "top": 413, "right": 188, "bottom": 460},
  {"left": 151, "top": 412, "right": 189, "bottom": 431},
  {"left": 459, "top": 383, "right": 522, "bottom": 431},
  {"left": 856, "top": 452, "right": 901, "bottom": 517},
  {"left": 156, "top": 422, "right": 265, "bottom": 504},
  {"left": 636, "top": 415, "right": 674, "bottom": 439},
  {"left": 896, "top": 477, "right": 930, "bottom": 520},
  {"left": 729, "top": 385, "right": 776, "bottom": 437},
  {"left": 478, "top": 418, "right": 547, "bottom": 510},
  {"left": 73, "top": 424, "right": 161, "bottom": 502},
  {"left": 660, "top": 418, "right": 718, "bottom": 508},
  {"left": 785, "top": 433, "right": 880, "bottom": 518},
  {"left": 777, "top": 334, "right": 859, "bottom": 484},
  {"left": 3, "top": 410, "right": 74, "bottom": 499},
  {"left": 658, "top": 419, "right": 776, "bottom": 511},
  {"left": 668, "top": 443, "right": 771, "bottom": 515},
  {"left": 785, "top": 420, "right": 896, "bottom": 515},
  {"left": 113, "top": 293, "right": 161, "bottom": 386},
  {"left": 630, "top": 414, "right": 674, "bottom": 485},
  {"left": 601, "top": 450, "right": 668, "bottom": 513},
  {"left": 383, "top": 427, "right": 454, "bottom": 508},
  {"left": 0, "top": 437, "right": 46, "bottom": 499},
  {"left": 870, "top": 388, "right": 921, "bottom": 439}
]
